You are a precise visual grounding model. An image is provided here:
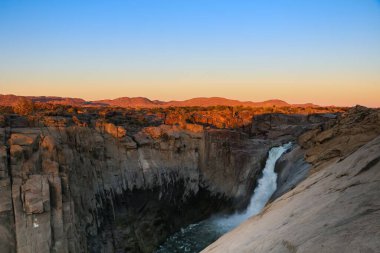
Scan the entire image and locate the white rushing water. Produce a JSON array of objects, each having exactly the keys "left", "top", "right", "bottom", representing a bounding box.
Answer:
[
  {"left": 211, "top": 142, "right": 292, "bottom": 231},
  {"left": 156, "top": 142, "right": 292, "bottom": 253}
]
